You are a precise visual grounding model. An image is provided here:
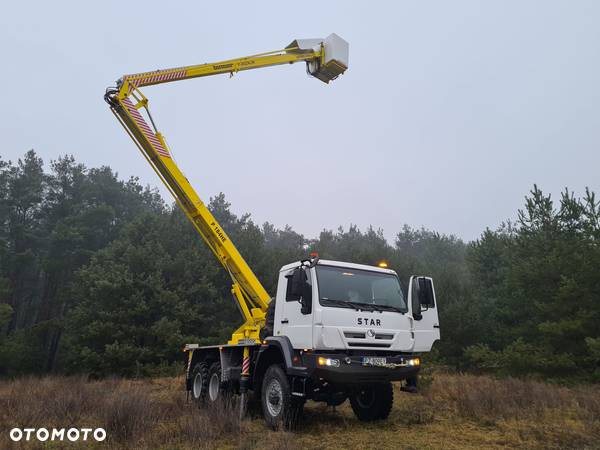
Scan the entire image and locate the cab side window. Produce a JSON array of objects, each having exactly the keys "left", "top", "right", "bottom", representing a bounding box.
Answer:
[{"left": 286, "top": 274, "right": 299, "bottom": 302}]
